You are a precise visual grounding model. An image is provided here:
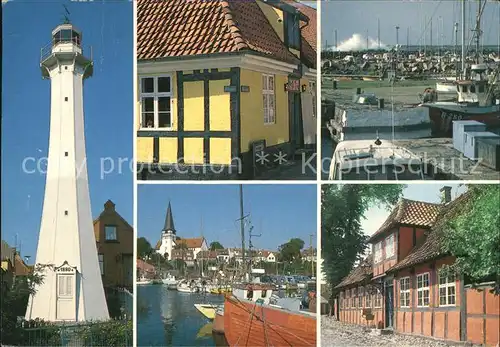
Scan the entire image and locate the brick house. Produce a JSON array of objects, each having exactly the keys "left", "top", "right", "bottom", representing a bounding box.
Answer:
[
  {"left": 333, "top": 188, "right": 500, "bottom": 346},
  {"left": 93, "top": 200, "right": 134, "bottom": 290}
]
